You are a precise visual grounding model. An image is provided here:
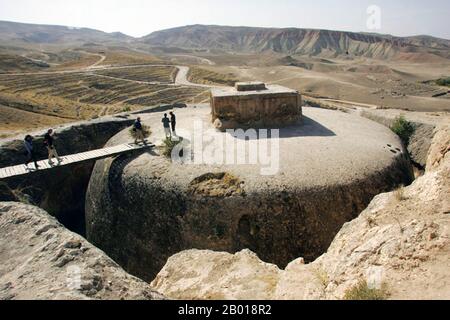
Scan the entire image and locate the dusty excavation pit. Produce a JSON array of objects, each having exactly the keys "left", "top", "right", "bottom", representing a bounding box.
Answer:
[{"left": 85, "top": 105, "right": 414, "bottom": 281}]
